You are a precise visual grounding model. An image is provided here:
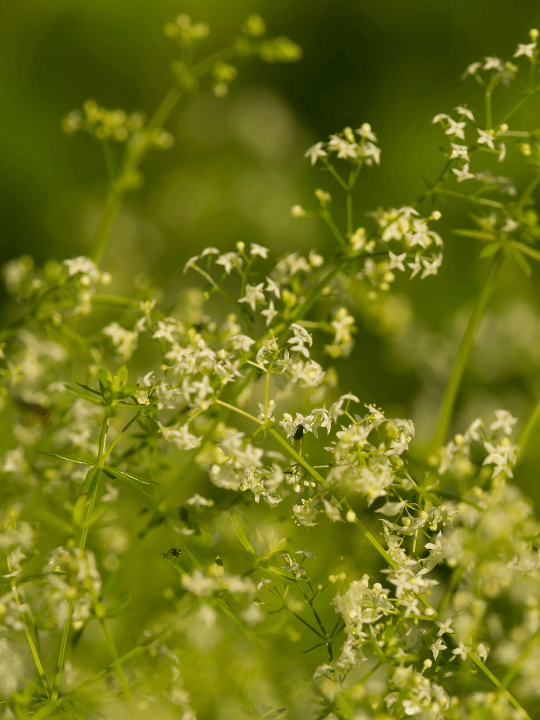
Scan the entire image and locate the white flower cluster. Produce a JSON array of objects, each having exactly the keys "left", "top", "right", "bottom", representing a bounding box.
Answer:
[{"left": 305, "top": 124, "right": 381, "bottom": 167}]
